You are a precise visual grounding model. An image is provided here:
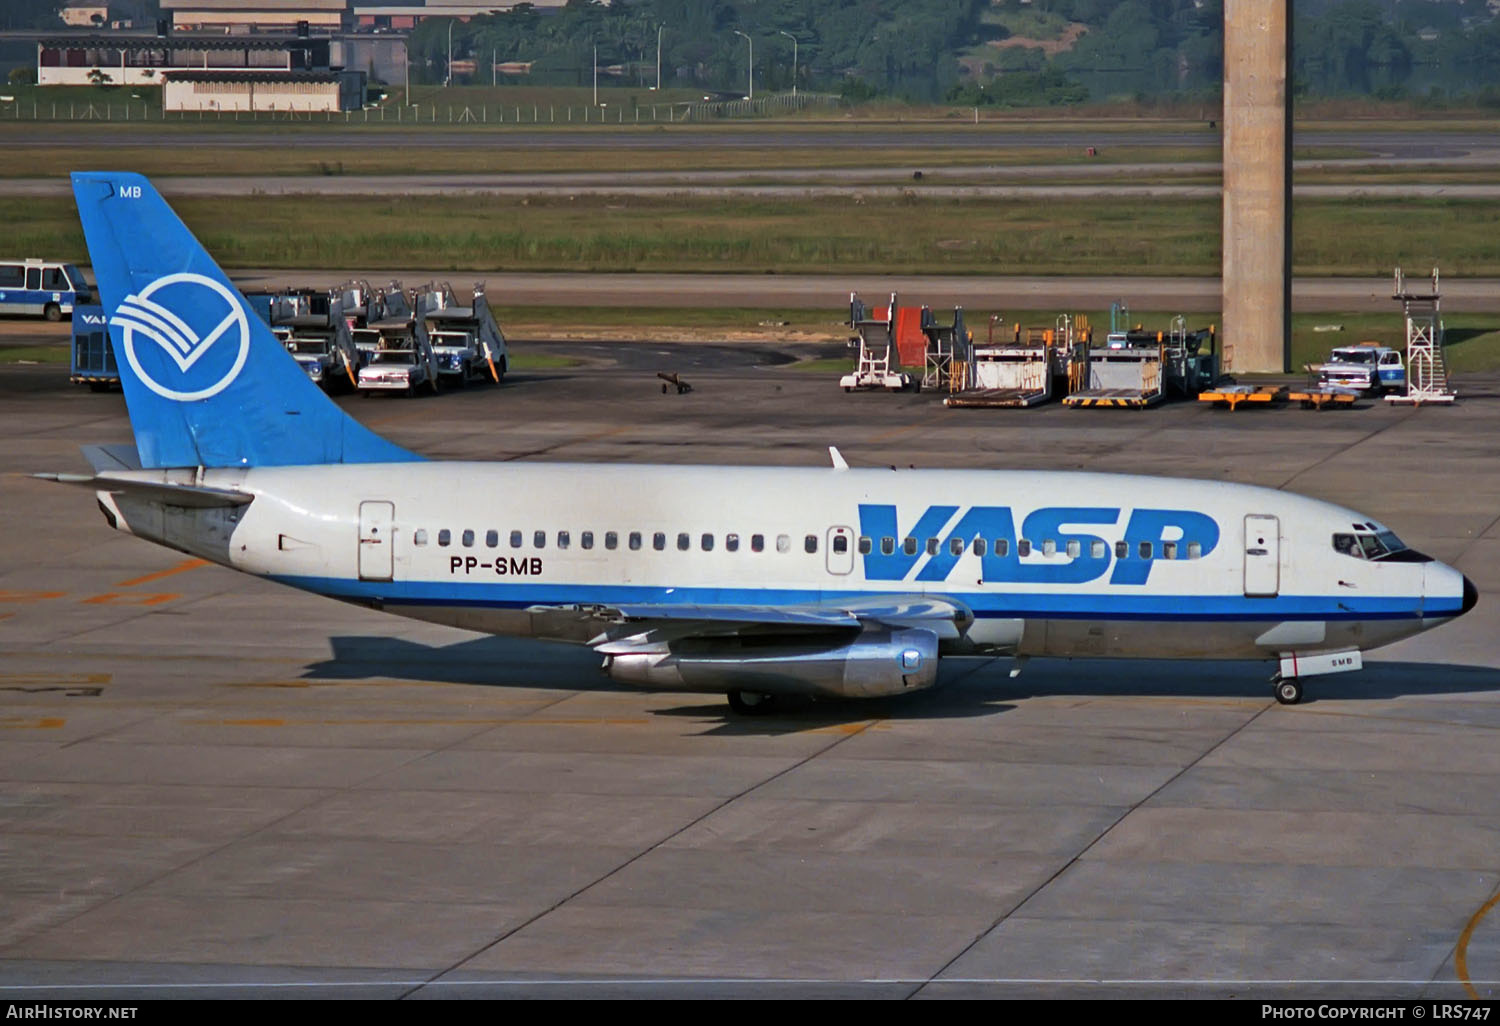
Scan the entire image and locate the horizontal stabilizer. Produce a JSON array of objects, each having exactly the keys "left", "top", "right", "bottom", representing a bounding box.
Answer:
[
  {"left": 82, "top": 444, "right": 143, "bottom": 474},
  {"left": 34, "top": 473, "right": 253, "bottom": 509}
]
